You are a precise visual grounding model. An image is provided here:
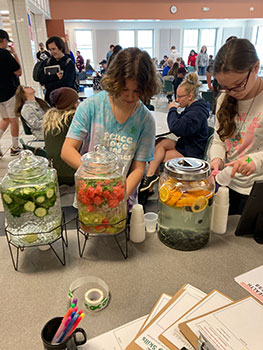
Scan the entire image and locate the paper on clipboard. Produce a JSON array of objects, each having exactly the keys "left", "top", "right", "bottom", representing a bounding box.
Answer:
[
  {"left": 83, "top": 294, "right": 171, "bottom": 350},
  {"left": 159, "top": 289, "right": 233, "bottom": 350},
  {"left": 83, "top": 315, "right": 147, "bottom": 350},
  {"left": 137, "top": 293, "right": 172, "bottom": 335},
  {"left": 126, "top": 284, "right": 206, "bottom": 350},
  {"left": 179, "top": 296, "right": 263, "bottom": 350},
  {"left": 234, "top": 265, "right": 263, "bottom": 303}
]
